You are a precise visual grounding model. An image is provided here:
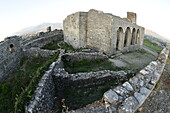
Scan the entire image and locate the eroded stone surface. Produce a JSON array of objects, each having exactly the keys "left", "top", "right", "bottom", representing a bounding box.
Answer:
[
  {"left": 118, "top": 96, "right": 139, "bottom": 113},
  {"left": 104, "top": 89, "right": 119, "bottom": 104}
]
